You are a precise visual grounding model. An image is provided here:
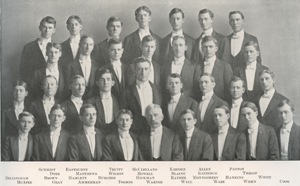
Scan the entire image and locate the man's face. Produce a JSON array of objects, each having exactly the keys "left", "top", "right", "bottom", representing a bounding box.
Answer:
[
  {"left": 229, "top": 13, "right": 244, "bottom": 33},
  {"left": 109, "top": 43, "right": 123, "bottom": 61},
  {"left": 199, "top": 75, "right": 215, "bottom": 93},
  {"left": 260, "top": 73, "right": 275, "bottom": 91},
  {"left": 180, "top": 113, "right": 196, "bottom": 131},
  {"left": 42, "top": 77, "right": 58, "bottom": 97},
  {"left": 80, "top": 108, "right": 97, "bottom": 127},
  {"left": 135, "top": 61, "right": 151, "bottom": 82},
  {"left": 145, "top": 107, "right": 163, "bottom": 129},
  {"left": 136, "top": 10, "right": 151, "bottom": 29},
  {"left": 107, "top": 21, "right": 122, "bottom": 38},
  {"left": 117, "top": 114, "right": 133, "bottom": 131},
  {"left": 198, "top": 13, "right": 214, "bottom": 31},
  {"left": 19, "top": 116, "right": 35, "bottom": 133},
  {"left": 202, "top": 40, "right": 218, "bottom": 59},
  {"left": 169, "top": 12, "right": 184, "bottom": 31},
  {"left": 96, "top": 73, "right": 115, "bottom": 92},
  {"left": 230, "top": 80, "right": 245, "bottom": 100},
  {"left": 244, "top": 45, "right": 259, "bottom": 63},
  {"left": 141, "top": 41, "right": 156, "bottom": 59},
  {"left": 172, "top": 38, "right": 187, "bottom": 58},
  {"left": 70, "top": 78, "right": 86, "bottom": 97},
  {"left": 39, "top": 22, "right": 55, "bottom": 39},
  {"left": 49, "top": 109, "right": 66, "bottom": 129},
  {"left": 67, "top": 18, "right": 82, "bottom": 36},
  {"left": 277, "top": 104, "right": 294, "bottom": 125},
  {"left": 214, "top": 108, "right": 229, "bottom": 128},
  {"left": 13, "top": 85, "right": 28, "bottom": 102},
  {"left": 241, "top": 107, "right": 257, "bottom": 125},
  {"left": 47, "top": 47, "right": 62, "bottom": 64},
  {"left": 166, "top": 77, "right": 182, "bottom": 96},
  {"left": 80, "top": 37, "right": 94, "bottom": 56}
]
